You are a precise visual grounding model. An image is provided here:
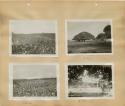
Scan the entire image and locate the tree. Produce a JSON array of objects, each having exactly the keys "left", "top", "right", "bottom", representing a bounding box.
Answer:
[
  {"left": 68, "top": 65, "right": 112, "bottom": 82},
  {"left": 103, "top": 25, "right": 111, "bottom": 39},
  {"left": 96, "top": 33, "right": 106, "bottom": 40},
  {"left": 72, "top": 32, "right": 95, "bottom": 42},
  {"left": 96, "top": 25, "right": 111, "bottom": 40}
]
